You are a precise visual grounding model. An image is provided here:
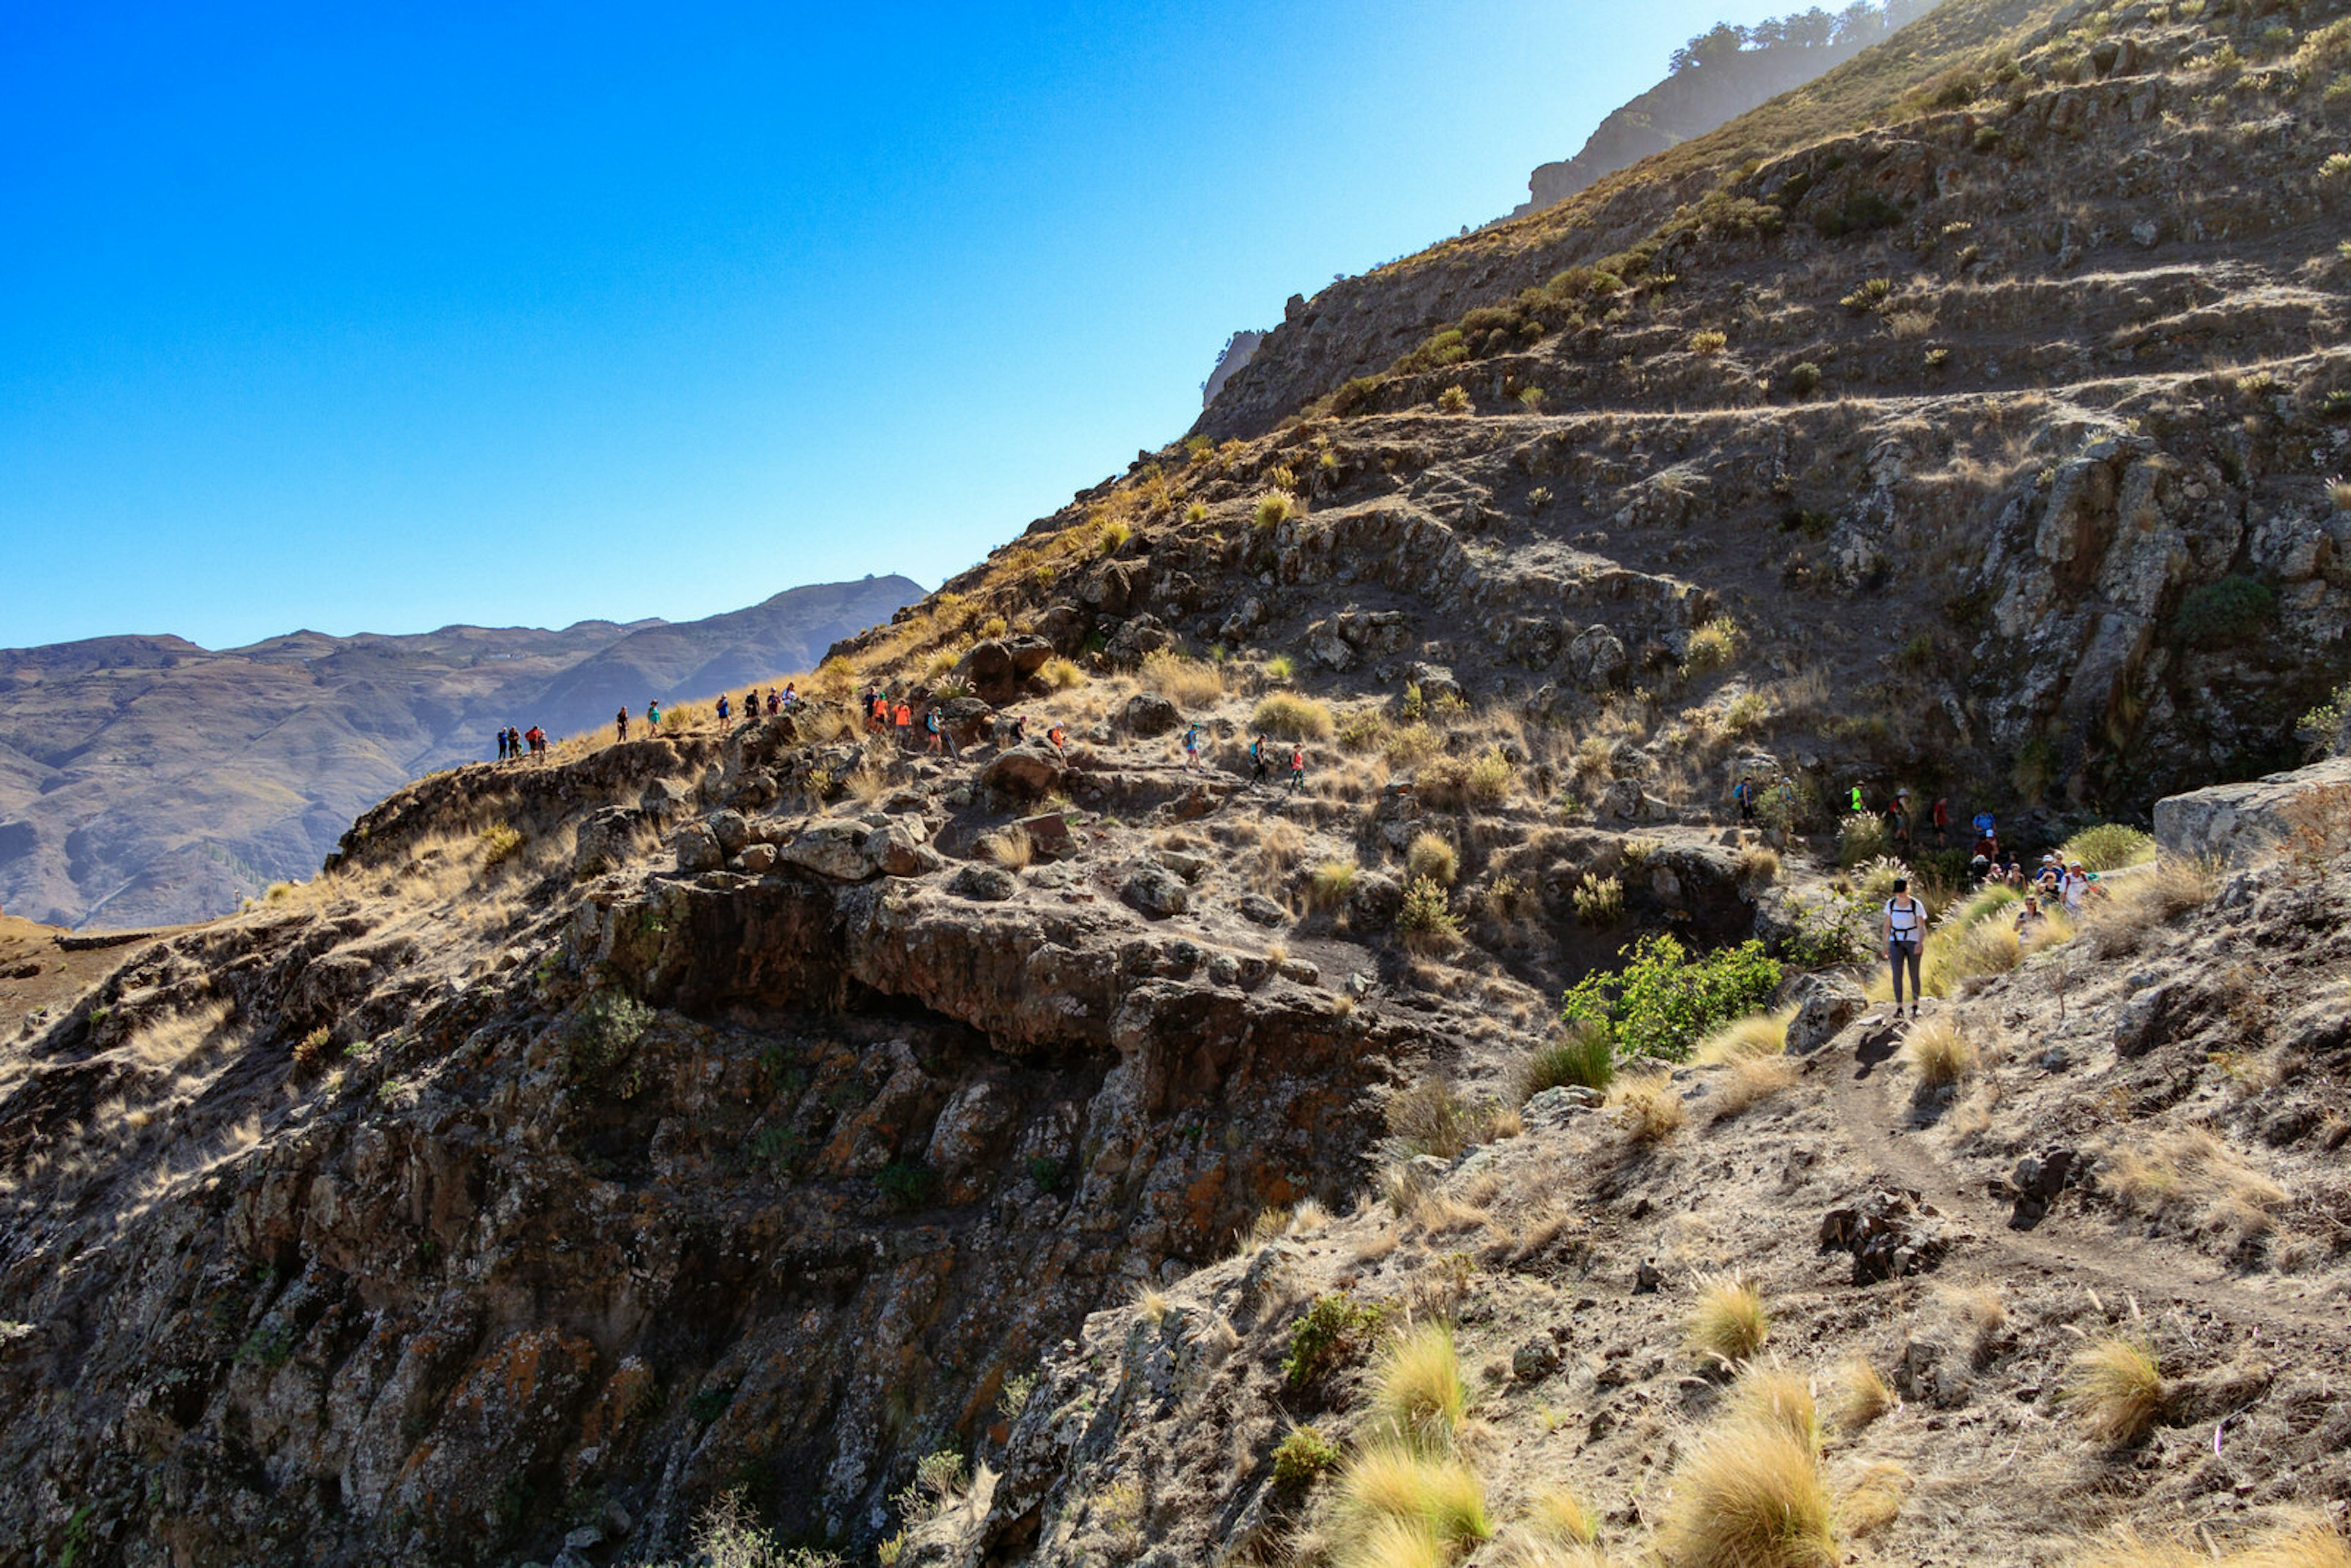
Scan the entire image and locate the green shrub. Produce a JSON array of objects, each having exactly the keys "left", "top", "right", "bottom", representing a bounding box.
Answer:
[
  {"left": 566, "top": 991, "right": 653, "bottom": 1087},
  {"left": 1254, "top": 492, "right": 1295, "bottom": 529},
  {"left": 1517, "top": 1023, "right": 1615, "bottom": 1100},
  {"left": 1273, "top": 1424, "right": 1343, "bottom": 1487},
  {"left": 1466, "top": 749, "right": 1514, "bottom": 805},
  {"left": 1689, "top": 329, "right": 1728, "bottom": 354},
  {"left": 1253, "top": 693, "right": 1335, "bottom": 740},
  {"left": 2173, "top": 576, "right": 2274, "bottom": 645},
  {"left": 1973, "top": 124, "right": 2003, "bottom": 152},
  {"left": 1683, "top": 617, "right": 1741, "bottom": 675},
  {"left": 1438, "top": 384, "right": 1472, "bottom": 414},
  {"left": 479, "top": 822, "right": 524, "bottom": 867},
  {"left": 2298, "top": 681, "right": 2351, "bottom": 758},
  {"left": 1262, "top": 653, "right": 1297, "bottom": 682},
  {"left": 1395, "top": 877, "right": 1463, "bottom": 952},
  {"left": 2060, "top": 823, "right": 2156, "bottom": 871},
  {"left": 1025, "top": 1155, "right": 1064, "bottom": 1192},
  {"left": 998, "top": 1371, "right": 1038, "bottom": 1420},
  {"left": 1283, "top": 1294, "right": 1388, "bottom": 1386},
  {"left": 1560, "top": 933, "right": 1783, "bottom": 1063},
  {"left": 1785, "top": 362, "right": 1823, "bottom": 397},
  {"left": 876, "top": 1161, "right": 937, "bottom": 1209},
  {"left": 1331, "top": 375, "right": 1385, "bottom": 418}
]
